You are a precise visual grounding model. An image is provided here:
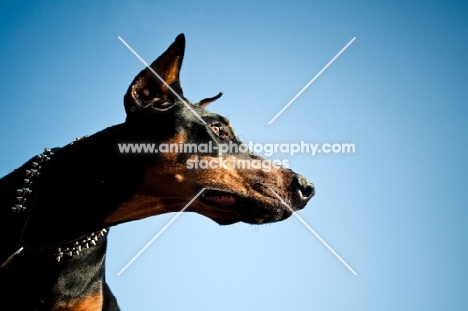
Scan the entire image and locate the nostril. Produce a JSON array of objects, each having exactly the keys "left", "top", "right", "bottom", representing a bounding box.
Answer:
[
  {"left": 301, "top": 183, "right": 315, "bottom": 198},
  {"left": 294, "top": 175, "right": 315, "bottom": 199}
]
